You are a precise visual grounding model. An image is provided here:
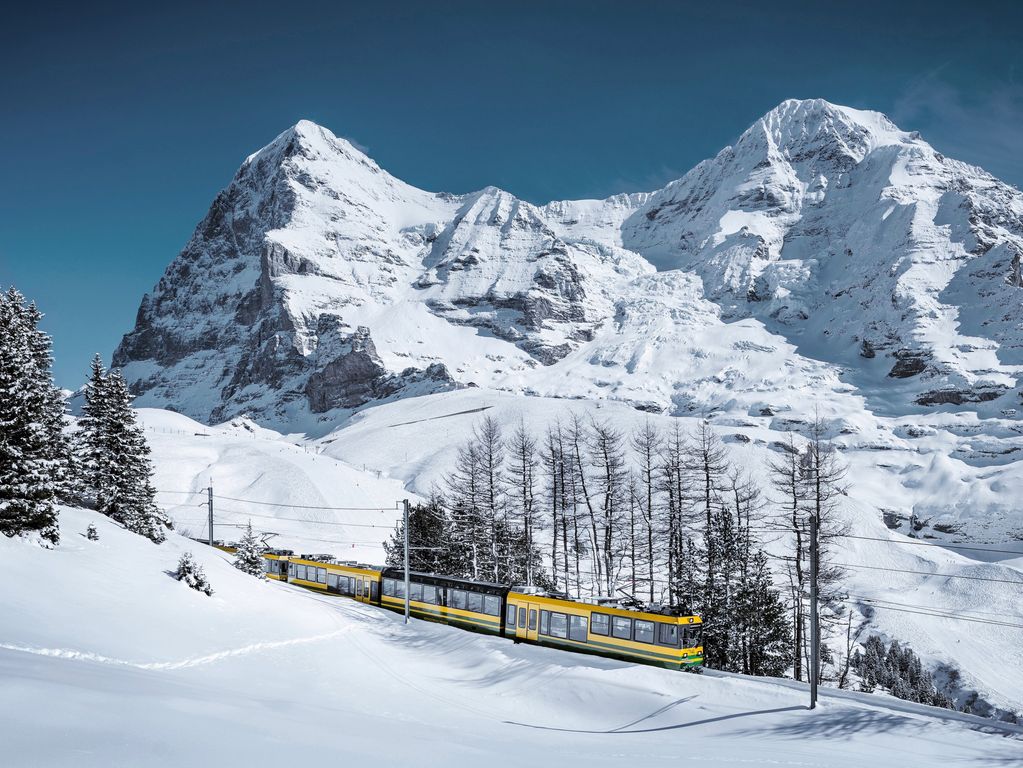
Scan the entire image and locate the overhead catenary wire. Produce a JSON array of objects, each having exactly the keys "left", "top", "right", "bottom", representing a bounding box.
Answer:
[
  {"left": 156, "top": 488, "right": 396, "bottom": 512},
  {"left": 832, "top": 561, "right": 1023, "bottom": 587},
  {"left": 158, "top": 489, "right": 1023, "bottom": 598},
  {"left": 754, "top": 526, "right": 1023, "bottom": 557},
  {"left": 844, "top": 594, "right": 1023, "bottom": 630},
  {"left": 762, "top": 552, "right": 1023, "bottom": 588},
  {"left": 208, "top": 507, "right": 397, "bottom": 529}
]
